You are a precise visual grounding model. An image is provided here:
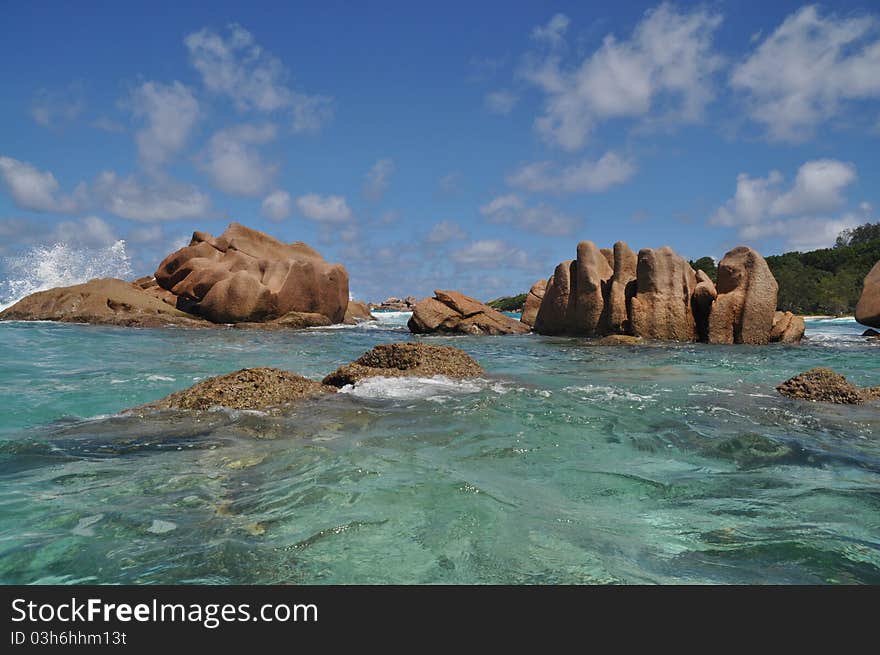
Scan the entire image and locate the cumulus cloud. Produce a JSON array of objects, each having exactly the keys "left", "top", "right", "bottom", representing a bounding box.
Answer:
[
  {"left": 426, "top": 220, "right": 466, "bottom": 243},
  {"left": 731, "top": 5, "right": 880, "bottom": 142},
  {"left": 710, "top": 159, "right": 864, "bottom": 249},
  {"left": 451, "top": 239, "right": 531, "bottom": 268},
  {"left": 480, "top": 194, "right": 579, "bottom": 236},
  {"left": 261, "top": 189, "right": 292, "bottom": 221},
  {"left": 52, "top": 216, "right": 118, "bottom": 248},
  {"left": 484, "top": 90, "right": 518, "bottom": 115},
  {"left": 296, "top": 193, "right": 352, "bottom": 223},
  {"left": 521, "top": 4, "right": 723, "bottom": 150},
  {"left": 129, "top": 81, "right": 199, "bottom": 168},
  {"left": 0, "top": 156, "right": 81, "bottom": 213},
  {"left": 91, "top": 171, "right": 212, "bottom": 222},
  {"left": 363, "top": 158, "right": 394, "bottom": 200},
  {"left": 199, "top": 123, "right": 278, "bottom": 196},
  {"left": 506, "top": 151, "right": 635, "bottom": 193},
  {"left": 185, "top": 24, "right": 334, "bottom": 132},
  {"left": 30, "top": 83, "right": 86, "bottom": 128},
  {"left": 531, "top": 13, "right": 570, "bottom": 48}
]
